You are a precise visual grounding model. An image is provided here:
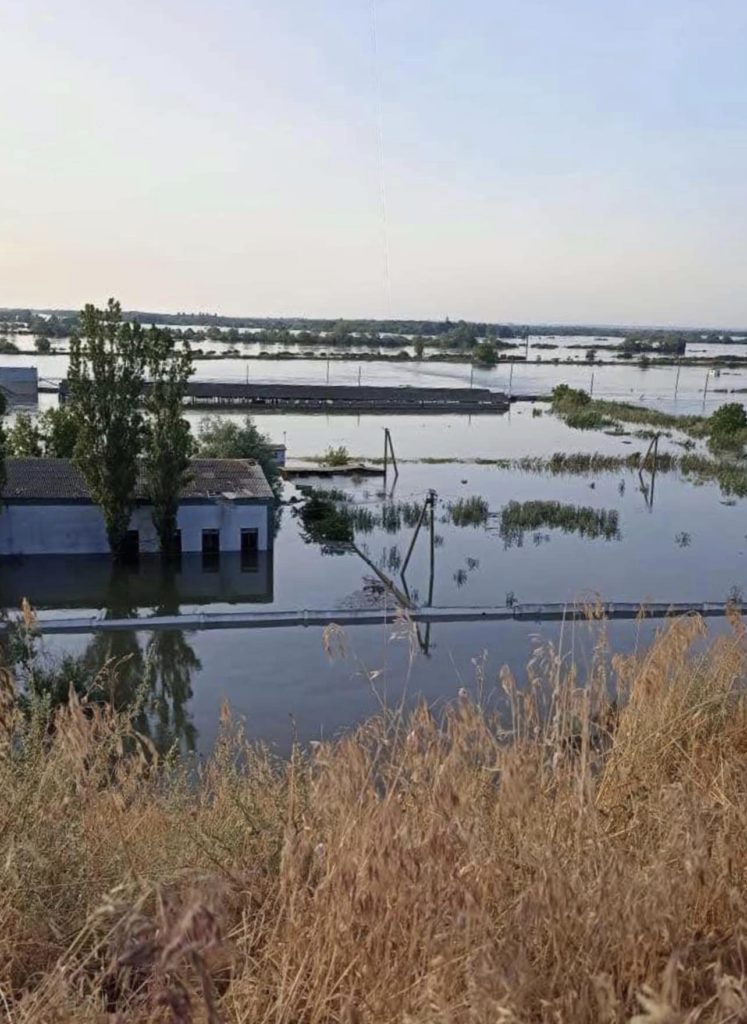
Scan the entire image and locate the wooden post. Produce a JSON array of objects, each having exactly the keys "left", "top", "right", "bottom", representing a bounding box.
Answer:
[
  {"left": 674, "top": 359, "right": 681, "bottom": 399},
  {"left": 401, "top": 495, "right": 429, "bottom": 576},
  {"left": 508, "top": 362, "right": 514, "bottom": 400},
  {"left": 590, "top": 371, "right": 595, "bottom": 398},
  {"left": 703, "top": 369, "right": 711, "bottom": 402},
  {"left": 383, "top": 429, "right": 388, "bottom": 479},
  {"left": 427, "top": 490, "right": 435, "bottom": 607},
  {"left": 384, "top": 427, "right": 399, "bottom": 479},
  {"left": 352, "top": 544, "right": 413, "bottom": 609}
]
